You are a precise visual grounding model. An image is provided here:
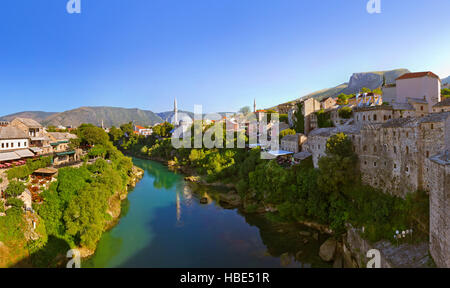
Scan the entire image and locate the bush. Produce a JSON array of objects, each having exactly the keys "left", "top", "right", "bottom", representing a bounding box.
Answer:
[
  {"left": 5, "top": 180, "right": 26, "bottom": 198},
  {"left": 6, "top": 198, "right": 24, "bottom": 208},
  {"left": 338, "top": 107, "right": 353, "bottom": 119}
]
